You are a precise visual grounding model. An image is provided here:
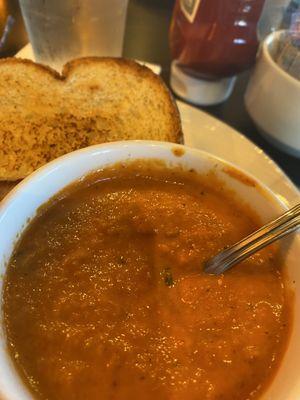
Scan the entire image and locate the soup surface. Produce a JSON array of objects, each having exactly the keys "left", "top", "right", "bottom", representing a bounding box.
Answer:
[{"left": 3, "top": 161, "right": 291, "bottom": 400}]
